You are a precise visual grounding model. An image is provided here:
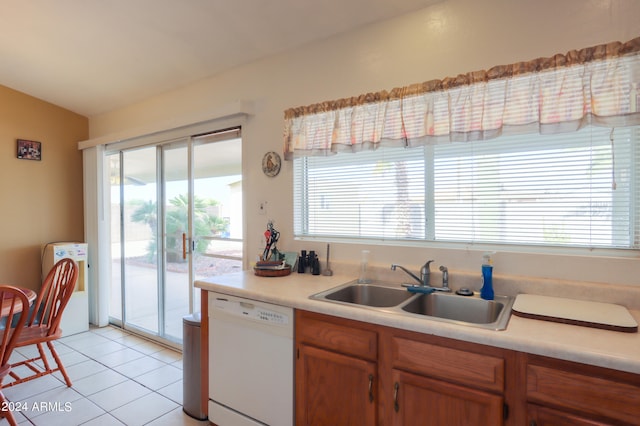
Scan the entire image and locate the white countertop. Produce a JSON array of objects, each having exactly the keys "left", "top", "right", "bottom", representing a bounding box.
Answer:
[{"left": 195, "top": 271, "right": 640, "bottom": 374}]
